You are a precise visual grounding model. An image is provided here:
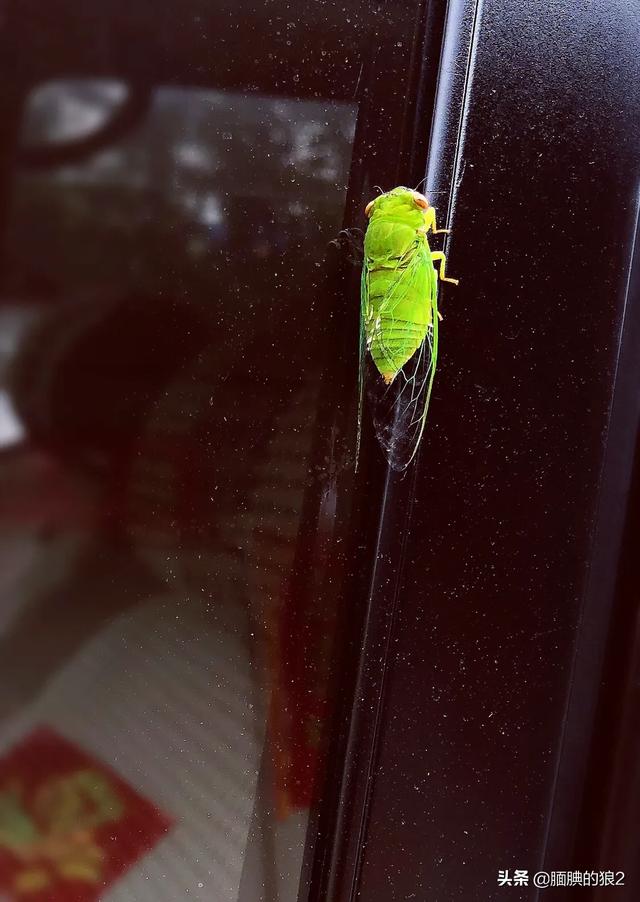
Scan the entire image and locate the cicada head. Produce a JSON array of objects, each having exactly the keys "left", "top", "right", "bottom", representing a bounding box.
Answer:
[{"left": 364, "top": 186, "right": 430, "bottom": 224}]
